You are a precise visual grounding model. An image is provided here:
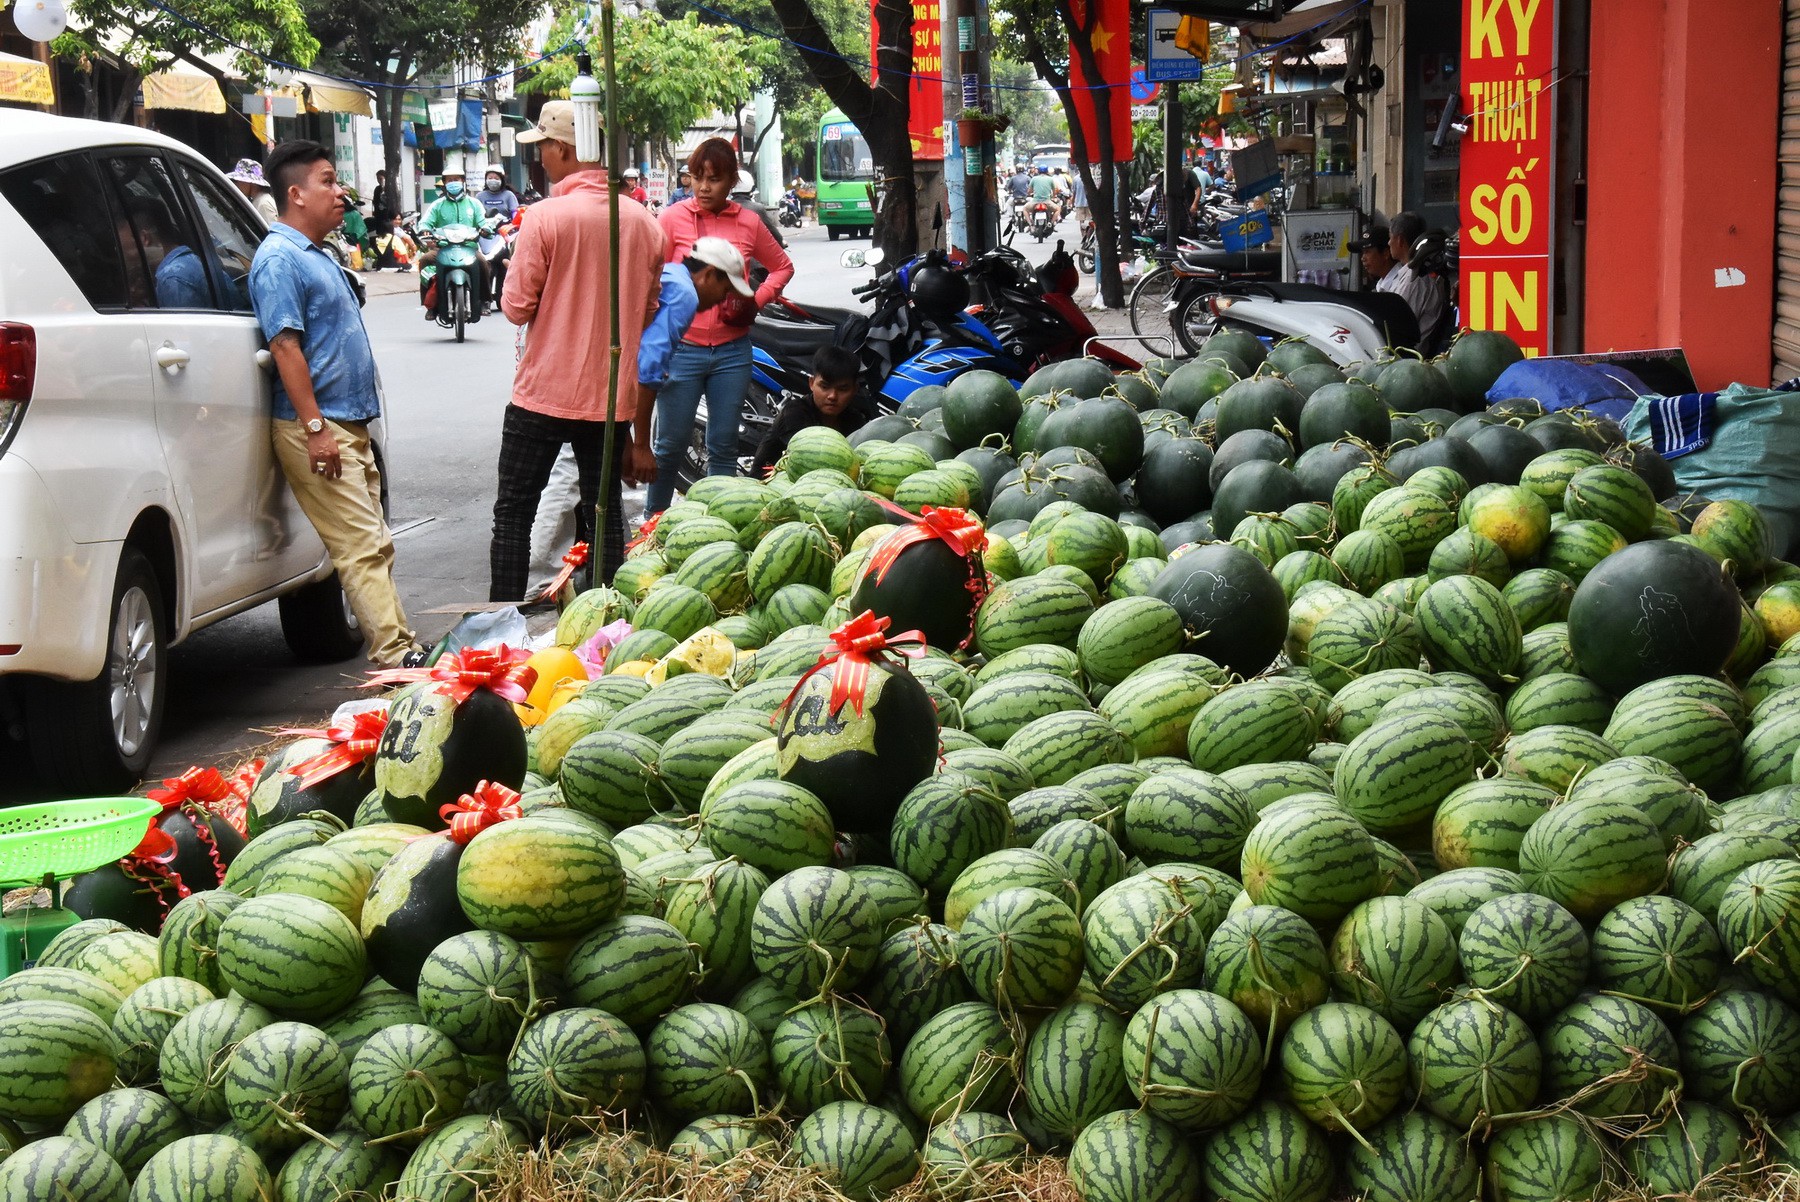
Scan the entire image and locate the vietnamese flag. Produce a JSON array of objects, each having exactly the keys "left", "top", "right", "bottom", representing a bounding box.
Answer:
[{"left": 1069, "top": 0, "right": 1132, "bottom": 162}]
